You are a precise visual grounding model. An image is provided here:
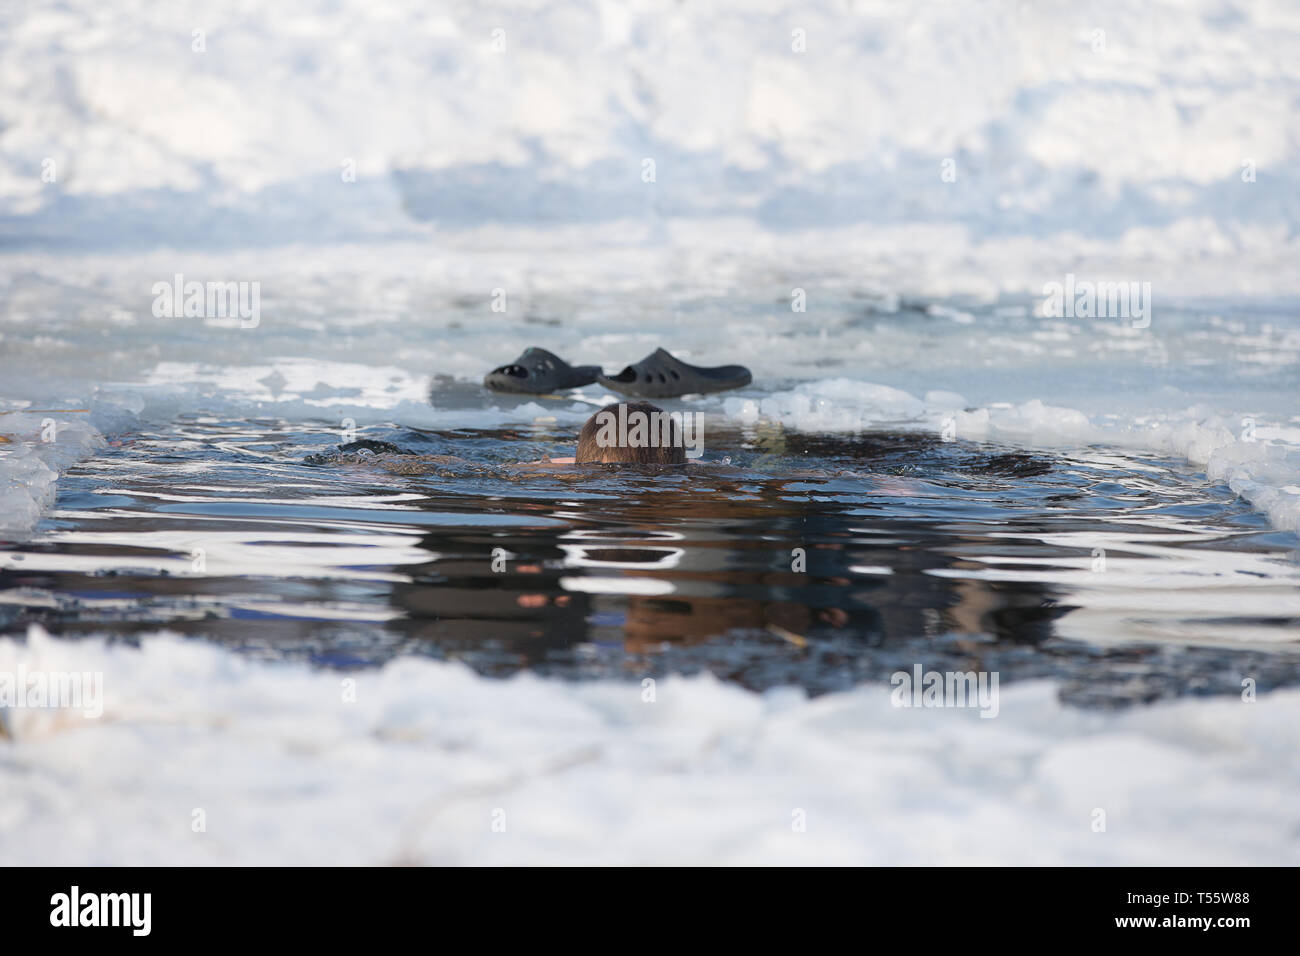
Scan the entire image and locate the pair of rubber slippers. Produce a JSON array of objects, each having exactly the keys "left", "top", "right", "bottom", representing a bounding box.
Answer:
[{"left": 484, "top": 347, "right": 752, "bottom": 398}]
